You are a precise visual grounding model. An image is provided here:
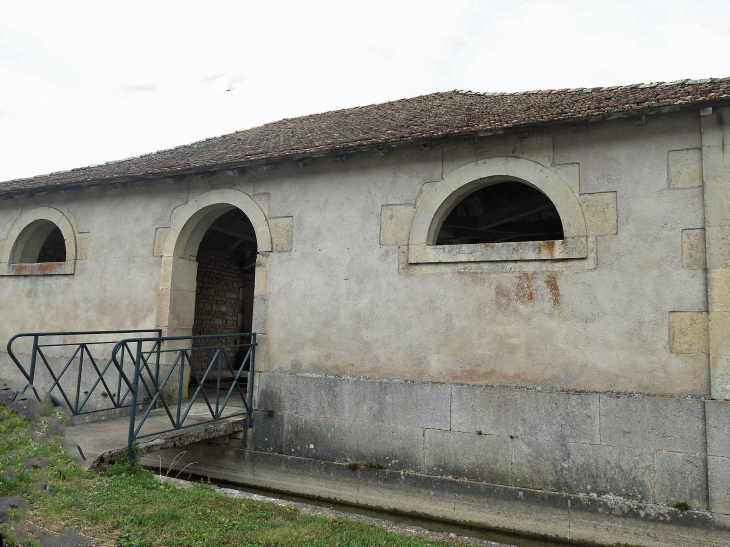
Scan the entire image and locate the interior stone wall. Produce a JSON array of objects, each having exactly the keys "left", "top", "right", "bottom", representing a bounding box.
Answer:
[{"left": 191, "top": 249, "right": 245, "bottom": 373}]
